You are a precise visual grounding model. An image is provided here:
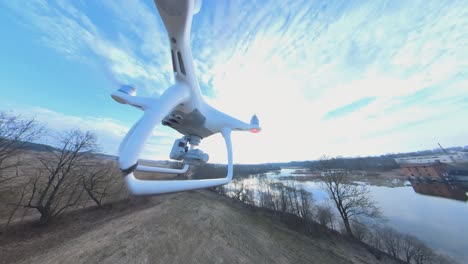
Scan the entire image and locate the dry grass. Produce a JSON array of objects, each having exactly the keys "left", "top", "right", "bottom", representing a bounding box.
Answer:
[{"left": 0, "top": 191, "right": 401, "bottom": 264}]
